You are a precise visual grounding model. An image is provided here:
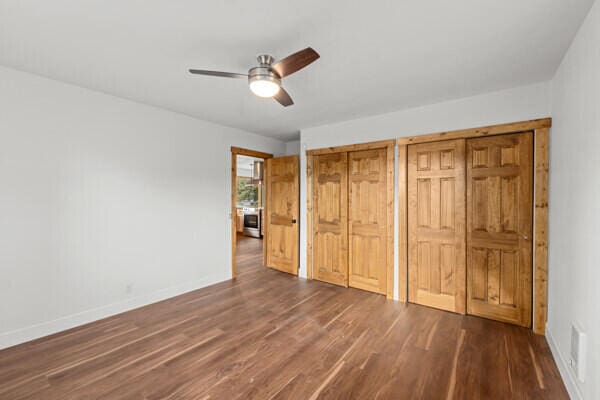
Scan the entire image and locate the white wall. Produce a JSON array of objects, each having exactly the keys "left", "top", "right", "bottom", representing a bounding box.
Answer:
[
  {"left": 0, "top": 66, "right": 285, "bottom": 349},
  {"left": 547, "top": 1, "right": 600, "bottom": 398},
  {"left": 299, "top": 81, "right": 552, "bottom": 299},
  {"left": 285, "top": 140, "right": 301, "bottom": 156}
]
